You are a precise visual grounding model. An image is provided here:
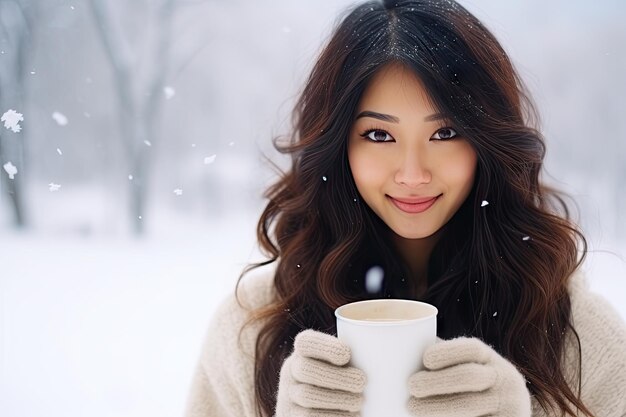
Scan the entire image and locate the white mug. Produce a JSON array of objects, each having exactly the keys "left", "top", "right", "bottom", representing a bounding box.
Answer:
[{"left": 335, "top": 299, "right": 438, "bottom": 417}]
